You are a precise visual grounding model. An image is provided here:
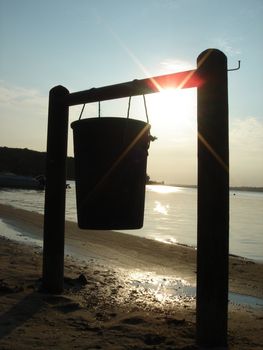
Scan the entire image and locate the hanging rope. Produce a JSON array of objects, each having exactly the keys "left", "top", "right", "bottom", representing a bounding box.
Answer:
[
  {"left": 127, "top": 96, "right": 132, "bottom": 119},
  {"left": 79, "top": 101, "right": 101, "bottom": 120},
  {"left": 143, "top": 95, "right": 149, "bottom": 124},
  {"left": 80, "top": 97, "right": 148, "bottom": 122},
  {"left": 78, "top": 103, "right": 86, "bottom": 120},
  {"left": 98, "top": 101, "right": 101, "bottom": 118},
  {"left": 127, "top": 95, "right": 149, "bottom": 123}
]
